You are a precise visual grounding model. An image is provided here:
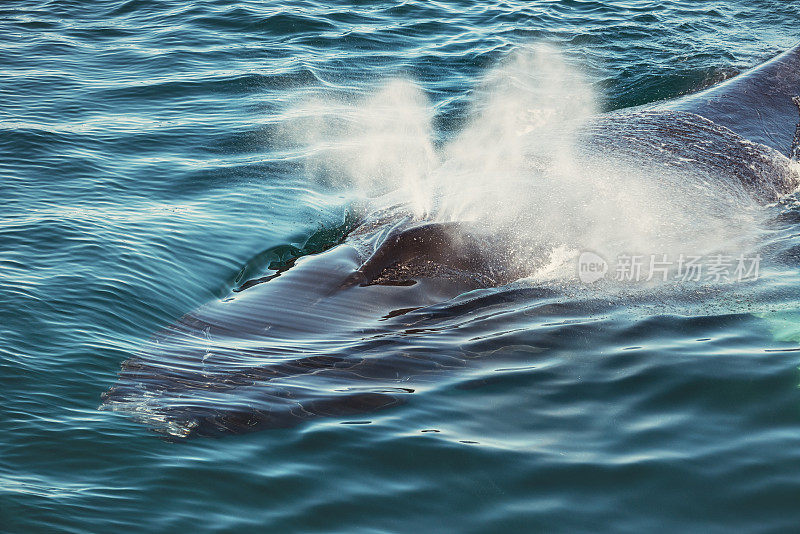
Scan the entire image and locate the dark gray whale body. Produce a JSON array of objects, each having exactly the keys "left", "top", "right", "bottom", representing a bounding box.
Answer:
[{"left": 102, "top": 44, "right": 800, "bottom": 438}]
